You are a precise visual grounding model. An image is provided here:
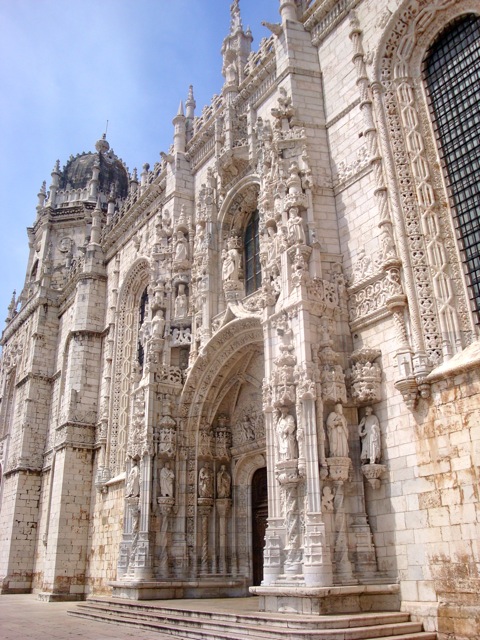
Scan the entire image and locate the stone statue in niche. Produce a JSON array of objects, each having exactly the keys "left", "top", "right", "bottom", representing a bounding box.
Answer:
[
  {"left": 174, "top": 284, "right": 188, "bottom": 318},
  {"left": 358, "top": 406, "right": 381, "bottom": 464},
  {"left": 216, "top": 465, "right": 231, "bottom": 498},
  {"left": 195, "top": 224, "right": 207, "bottom": 252},
  {"left": 287, "top": 161, "right": 302, "bottom": 196},
  {"left": 174, "top": 230, "right": 189, "bottom": 264},
  {"left": 126, "top": 460, "right": 140, "bottom": 498},
  {"left": 276, "top": 405, "right": 298, "bottom": 461},
  {"left": 287, "top": 207, "right": 306, "bottom": 245},
  {"left": 241, "top": 415, "right": 256, "bottom": 441},
  {"left": 151, "top": 309, "right": 165, "bottom": 338},
  {"left": 198, "top": 464, "right": 213, "bottom": 498},
  {"left": 224, "top": 59, "right": 238, "bottom": 85},
  {"left": 139, "top": 307, "right": 151, "bottom": 348},
  {"left": 326, "top": 404, "right": 349, "bottom": 457},
  {"left": 162, "top": 208, "right": 172, "bottom": 237},
  {"left": 222, "top": 239, "right": 241, "bottom": 282},
  {"left": 159, "top": 462, "right": 175, "bottom": 497},
  {"left": 266, "top": 224, "right": 284, "bottom": 265}
]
